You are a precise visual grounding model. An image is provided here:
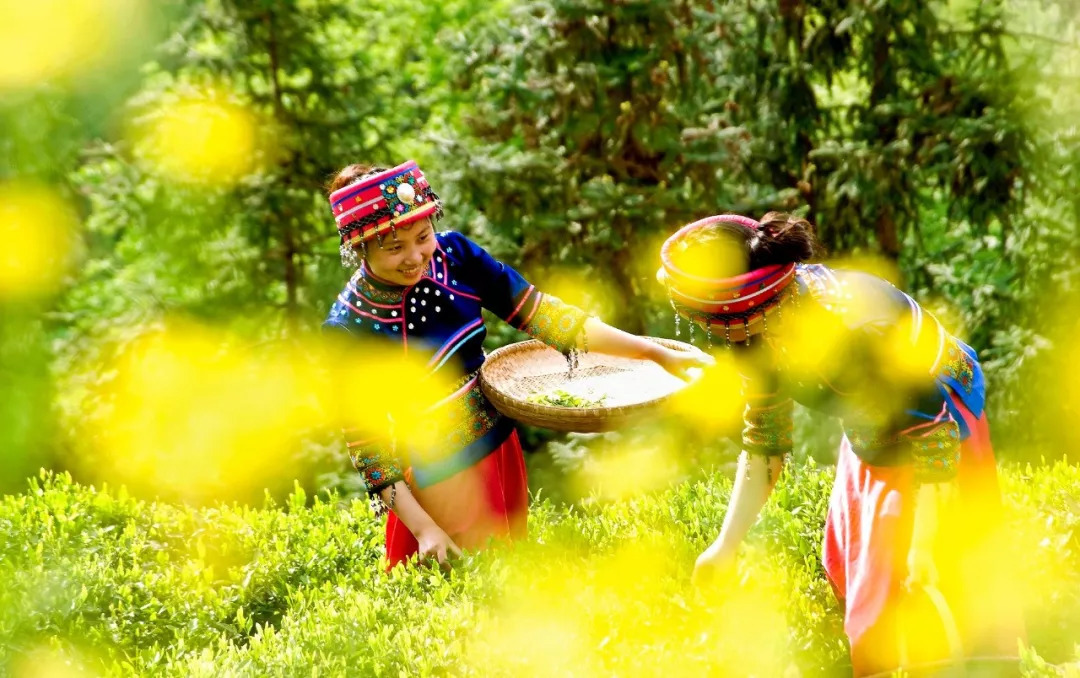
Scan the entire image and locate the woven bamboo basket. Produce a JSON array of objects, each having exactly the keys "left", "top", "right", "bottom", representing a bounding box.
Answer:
[{"left": 479, "top": 337, "right": 696, "bottom": 432}]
